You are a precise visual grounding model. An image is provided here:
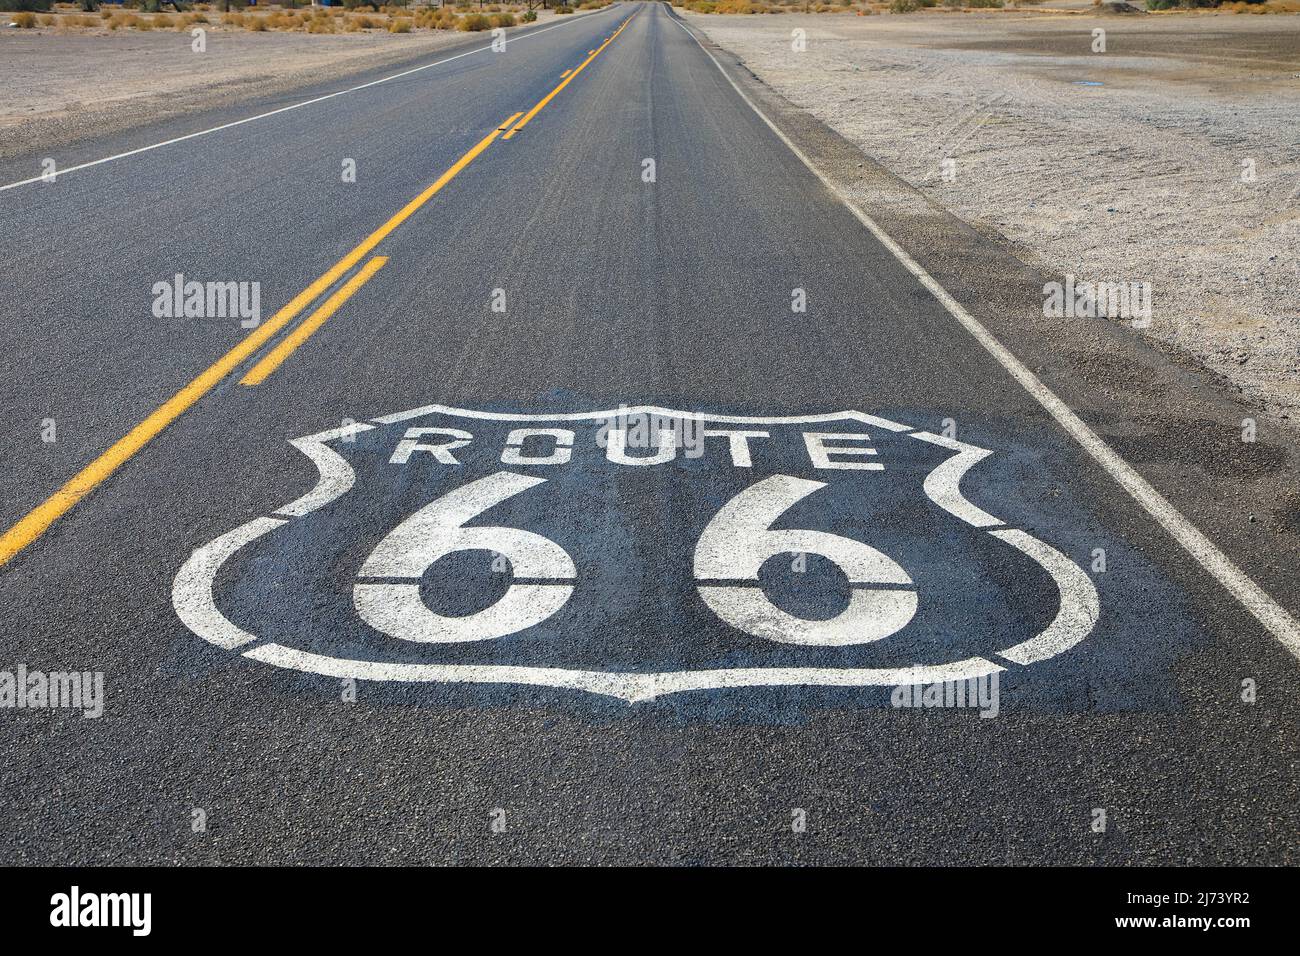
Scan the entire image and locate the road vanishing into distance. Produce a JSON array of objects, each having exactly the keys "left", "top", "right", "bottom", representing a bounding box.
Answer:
[{"left": 2, "top": 1, "right": 1299, "bottom": 864}]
